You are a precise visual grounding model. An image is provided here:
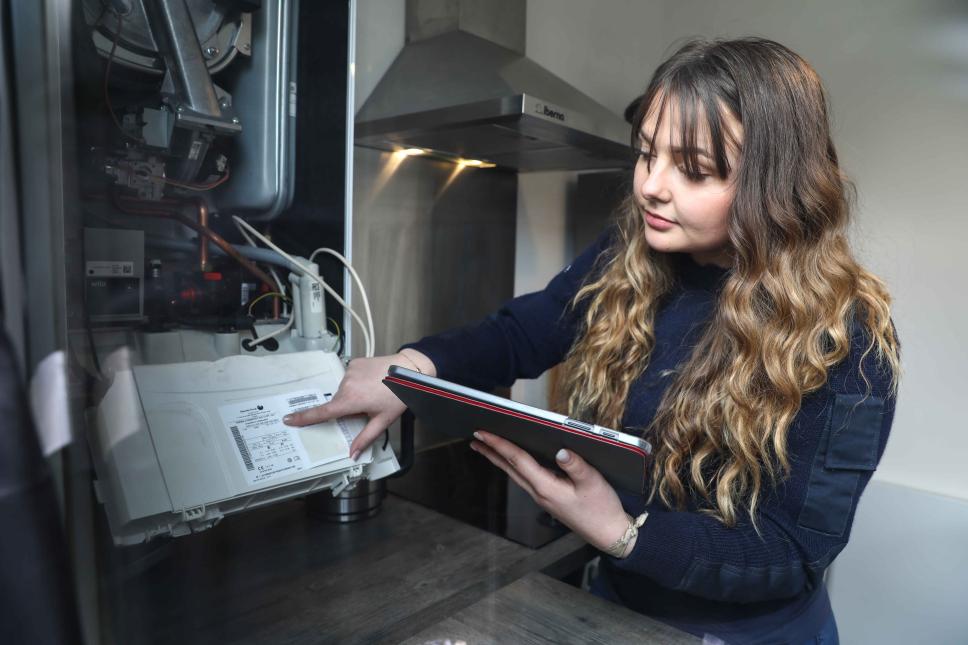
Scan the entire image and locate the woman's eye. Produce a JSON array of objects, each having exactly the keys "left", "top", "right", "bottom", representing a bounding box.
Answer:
[
  {"left": 635, "top": 149, "right": 654, "bottom": 160},
  {"left": 678, "top": 165, "right": 711, "bottom": 181}
]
